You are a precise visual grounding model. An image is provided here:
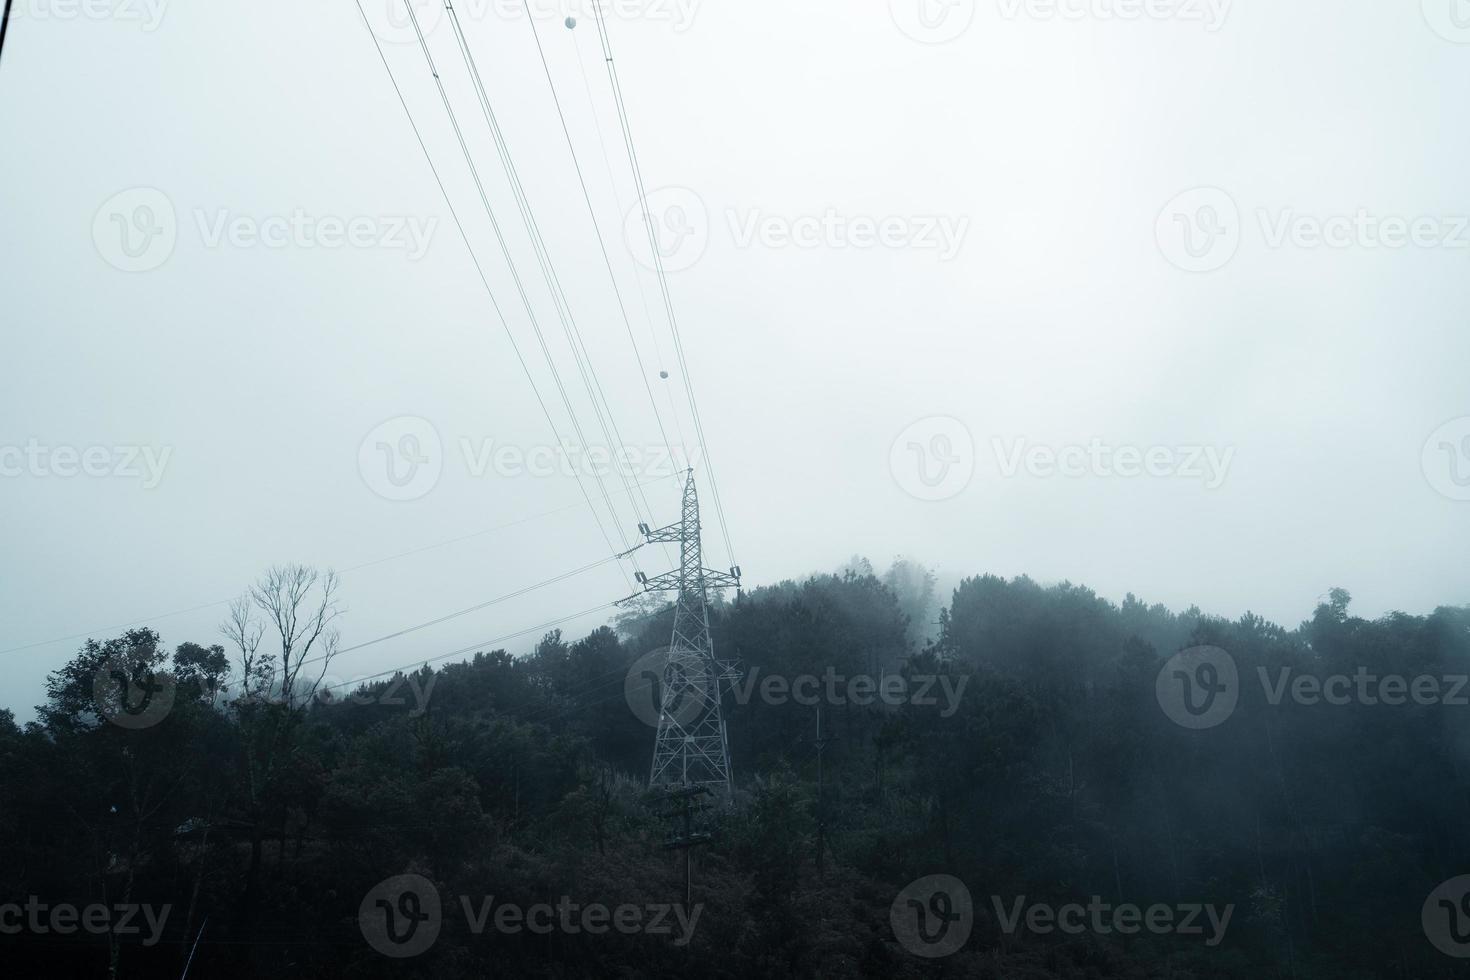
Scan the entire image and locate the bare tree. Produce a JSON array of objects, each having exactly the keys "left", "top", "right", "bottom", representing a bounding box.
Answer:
[
  {"left": 221, "top": 596, "right": 267, "bottom": 703},
  {"left": 218, "top": 564, "right": 344, "bottom": 912},
  {"left": 248, "top": 564, "right": 343, "bottom": 709}
]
